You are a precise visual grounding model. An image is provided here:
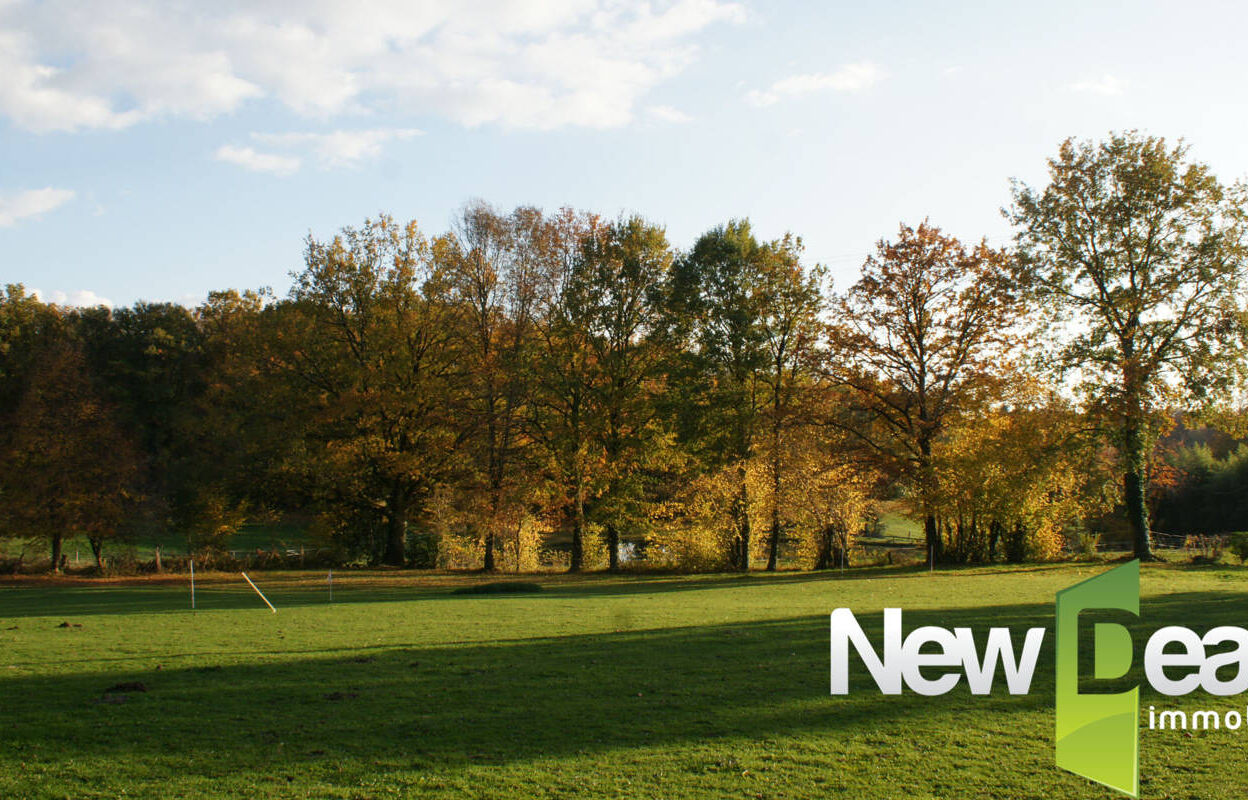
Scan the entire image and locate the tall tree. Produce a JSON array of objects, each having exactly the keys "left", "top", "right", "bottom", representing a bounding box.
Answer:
[
  {"left": 669, "top": 221, "right": 821, "bottom": 570},
  {"left": 756, "top": 235, "right": 825, "bottom": 570},
  {"left": 280, "top": 216, "right": 467, "bottom": 566},
  {"left": 437, "top": 202, "right": 545, "bottom": 571},
  {"left": 669, "top": 221, "right": 771, "bottom": 570},
  {"left": 77, "top": 302, "right": 206, "bottom": 546},
  {"left": 529, "top": 209, "right": 604, "bottom": 572},
  {"left": 827, "top": 222, "right": 1023, "bottom": 564},
  {"left": 1009, "top": 132, "right": 1248, "bottom": 559},
  {"left": 581, "top": 215, "right": 674, "bottom": 570},
  {"left": 0, "top": 340, "right": 142, "bottom": 570},
  {"left": 182, "top": 289, "right": 279, "bottom": 553}
]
